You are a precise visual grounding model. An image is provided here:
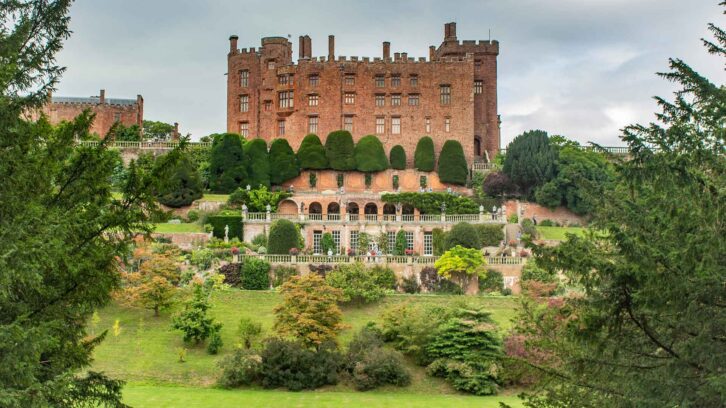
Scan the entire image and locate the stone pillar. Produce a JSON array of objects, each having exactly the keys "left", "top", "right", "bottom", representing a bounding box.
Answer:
[{"left": 479, "top": 205, "right": 485, "bottom": 223}]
